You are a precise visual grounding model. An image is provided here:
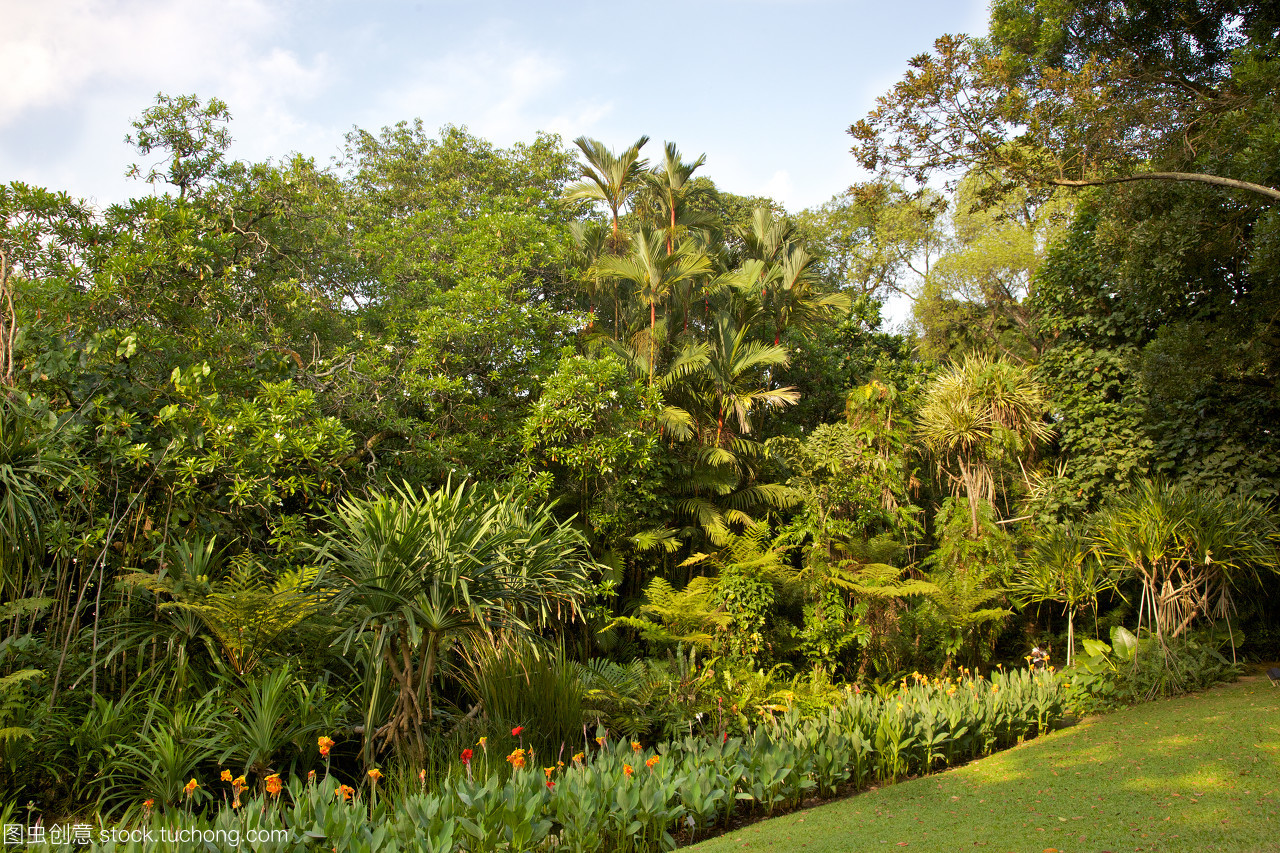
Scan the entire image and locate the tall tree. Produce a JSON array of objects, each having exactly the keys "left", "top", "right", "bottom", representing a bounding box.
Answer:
[
  {"left": 594, "top": 228, "right": 712, "bottom": 383},
  {"left": 642, "top": 142, "right": 710, "bottom": 253},
  {"left": 564, "top": 136, "right": 651, "bottom": 246},
  {"left": 850, "top": 2, "right": 1280, "bottom": 201}
]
